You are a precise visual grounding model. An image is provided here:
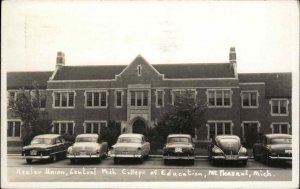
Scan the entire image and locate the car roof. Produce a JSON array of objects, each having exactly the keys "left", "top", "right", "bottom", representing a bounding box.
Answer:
[
  {"left": 76, "top": 134, "right": 99, "bottom": 138},
  {"left": 34, "top": 134, "right": 60, "bottom": 139},
  {"left": 215, "top": 135, "right": 240, "bottom": 140},
  {"left": 265, "top": 134, "right": 292, "bottom": 139},
  {"left": 167, "top": 134, "right": 191, "bottom": 138},
  {"left": 119, "top": 133, "right": 143, "bottom": 138}
]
